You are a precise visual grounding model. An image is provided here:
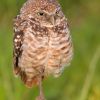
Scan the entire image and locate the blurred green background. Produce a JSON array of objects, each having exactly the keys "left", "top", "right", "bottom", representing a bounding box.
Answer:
[{"left": 0, "top": 0, "right": 100, "bottom": 100}]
